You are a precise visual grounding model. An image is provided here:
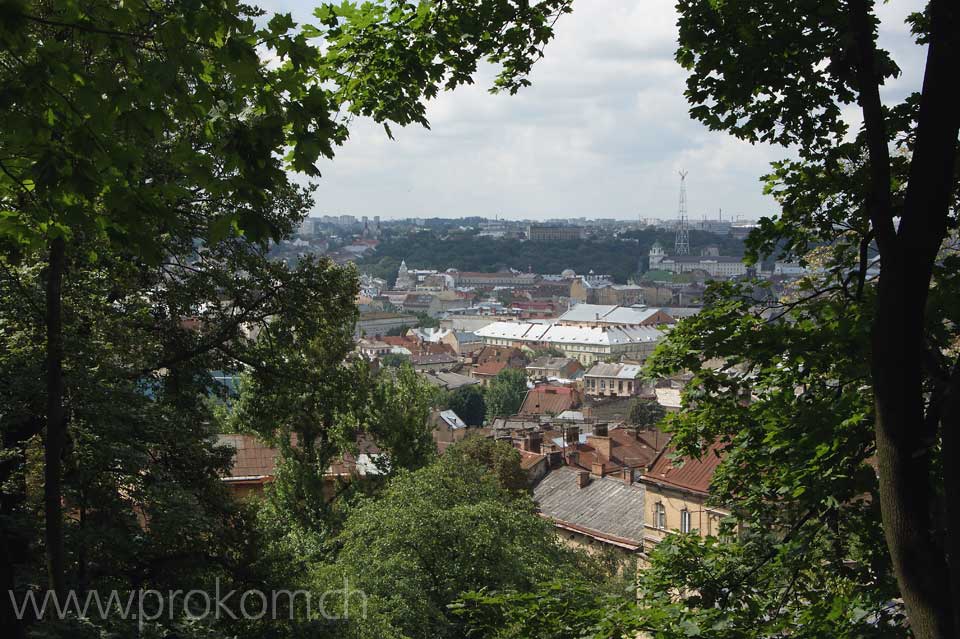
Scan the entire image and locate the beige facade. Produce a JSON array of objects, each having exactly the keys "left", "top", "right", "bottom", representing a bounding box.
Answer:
[{"left": 642, "top": 485, "right": 728, "bottom": 544}]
